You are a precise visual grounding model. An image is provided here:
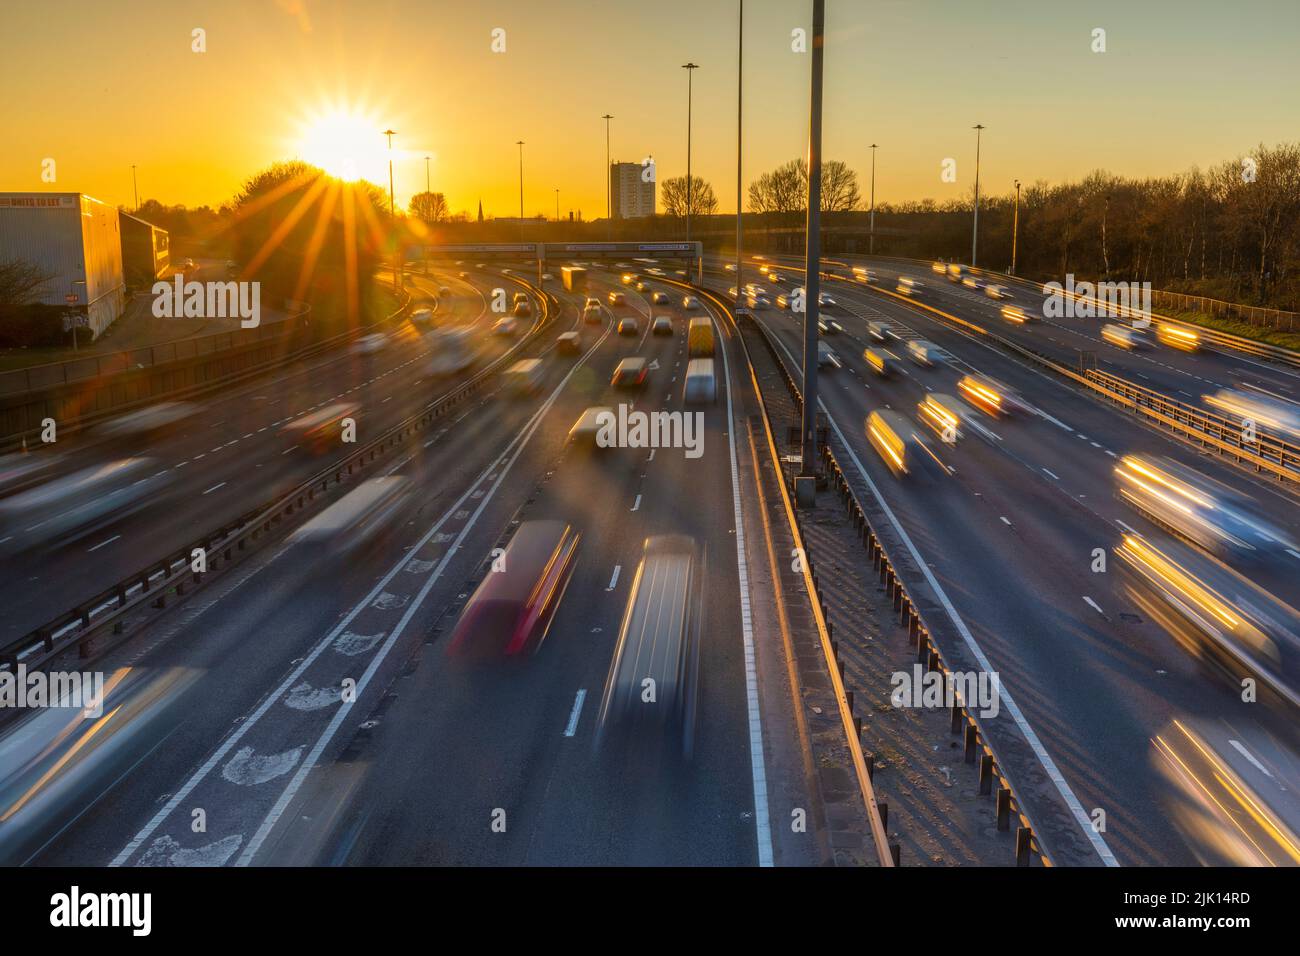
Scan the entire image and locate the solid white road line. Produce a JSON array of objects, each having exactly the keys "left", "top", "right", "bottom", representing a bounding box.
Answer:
[
  {"left": 202, "top": 482, "right": 226, "bottom": 495},
  {"left": 87, "top": 534, "right": 121, "bottom": 553},
  {"left": 712, "top": 307, "right": 775, "bottom": 868},
  {"left": 606, "top": 565, "right": 621, "bottom": 591}
]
